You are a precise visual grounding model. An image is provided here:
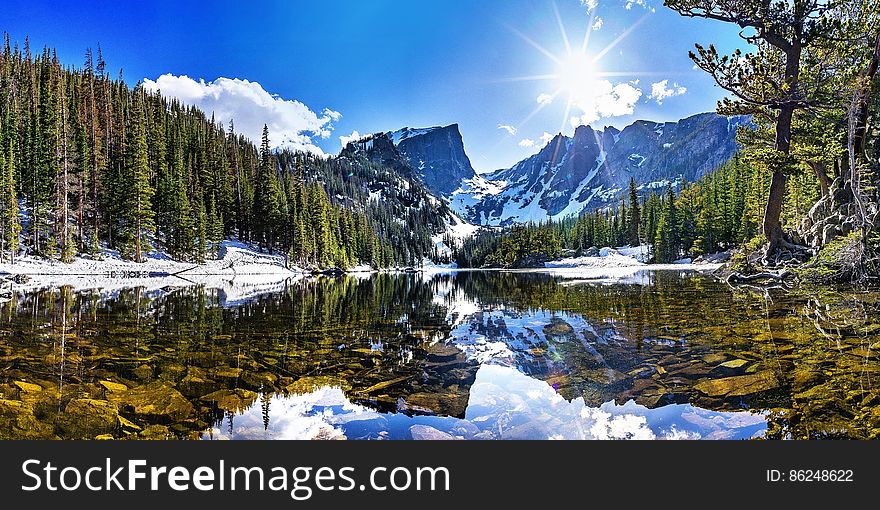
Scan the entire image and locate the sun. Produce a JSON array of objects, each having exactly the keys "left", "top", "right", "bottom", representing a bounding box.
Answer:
[
  {"left": 557, "top": 52, "right": 597, "bottom": 103},
  {"left": 497, "top": 1, "right": 655, "bottom": 136}
]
